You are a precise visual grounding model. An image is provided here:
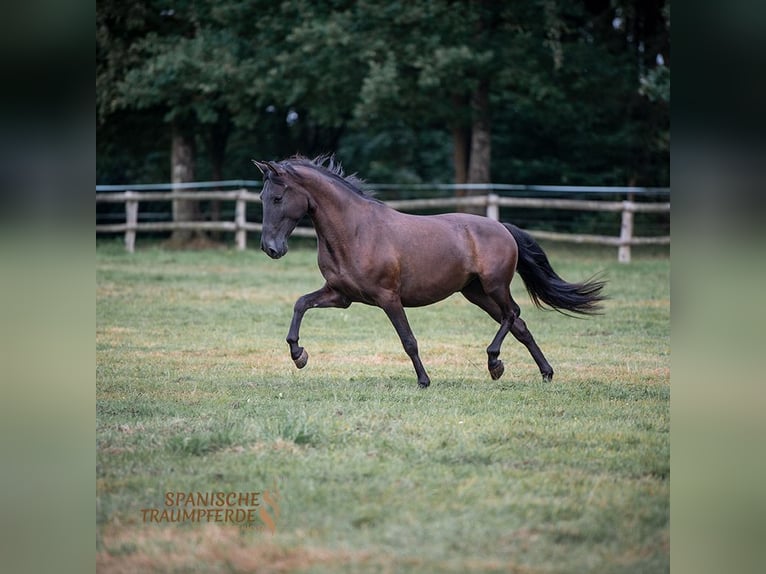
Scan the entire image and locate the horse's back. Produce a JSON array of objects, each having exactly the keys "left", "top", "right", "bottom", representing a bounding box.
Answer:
[
  {"left": 431, "top": 212, "right": 513, "bottom": 239},
  {"left": 382, "top": 209, "right": 508, "bottom": 240}
]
